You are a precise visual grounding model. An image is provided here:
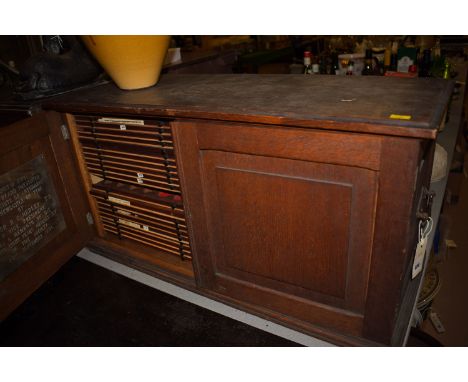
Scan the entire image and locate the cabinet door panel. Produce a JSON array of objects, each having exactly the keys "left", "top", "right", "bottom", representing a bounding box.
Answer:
[
  {"left": 173, "top": 121, "right": 380, "bottom": 337},
  {"left": 201, "top": 151, "right": 377, "bottom": 320},
  {"left": 213, "top": 164, "right": 351, "bottom": 300},
  {"left": 0, "top": 112, "right": 93, "bottom": 320}
]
